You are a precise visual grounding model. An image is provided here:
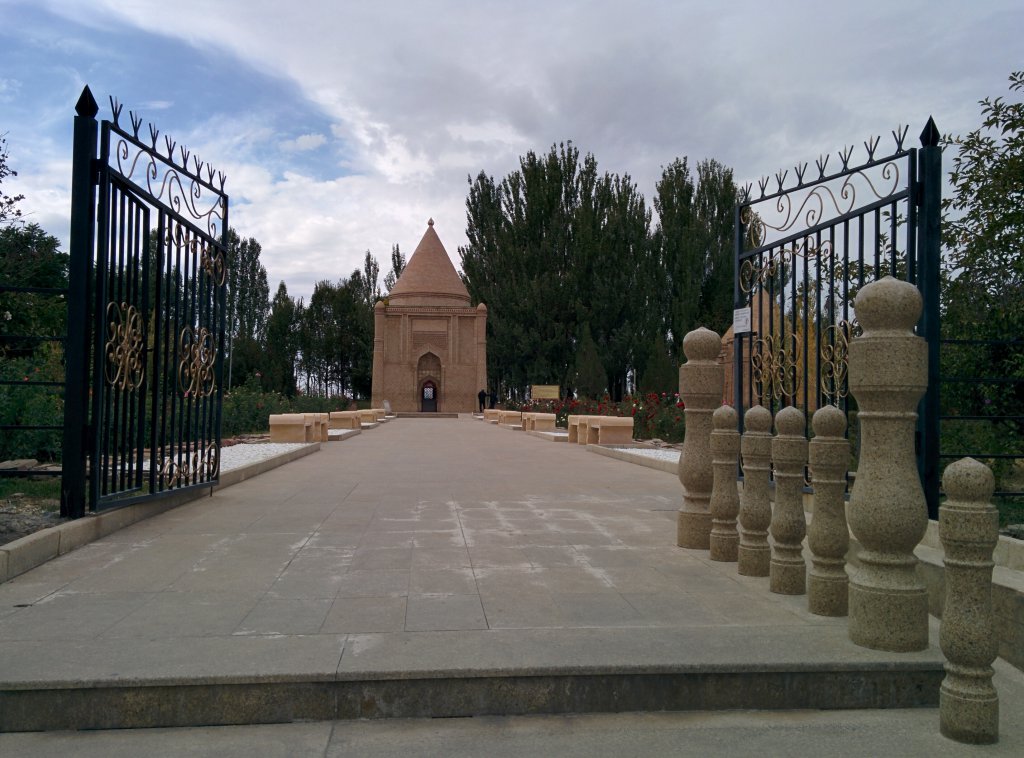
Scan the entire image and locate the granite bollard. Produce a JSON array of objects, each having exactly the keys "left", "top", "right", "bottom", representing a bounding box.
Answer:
[
  {"left": 737, "top": 405, "right": 772, "bottom": 576},
  {"left": 709, "top": 405, "right": 740, "bottom": 562},
  {"left": 807, "top": 405, "right": 850, "bottom": 616},
  {"left": 769, "top": 406, "right": 807, "bottom": 595},
  {"left": 847, "top": 276, "right": 929, "bottom": 651},
  {"left": 676, "top": 327, "right": 724, "bottom": 549},
  {"left": 939, "top": 457, "right": 999, "bottom": 744}
]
